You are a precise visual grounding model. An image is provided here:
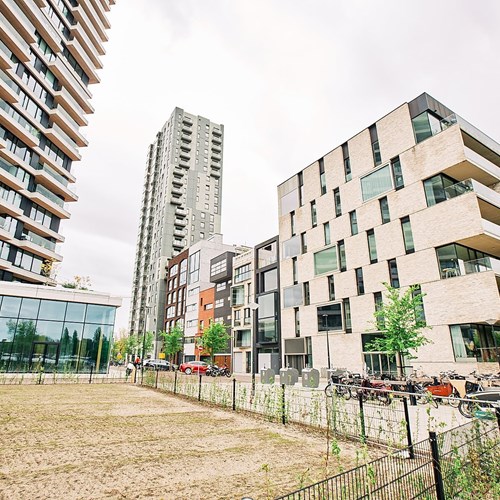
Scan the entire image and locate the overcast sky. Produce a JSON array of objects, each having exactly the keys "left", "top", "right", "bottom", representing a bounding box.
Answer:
[{"left": 58, "top": 0, "right": 500, "bottom": 331}]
